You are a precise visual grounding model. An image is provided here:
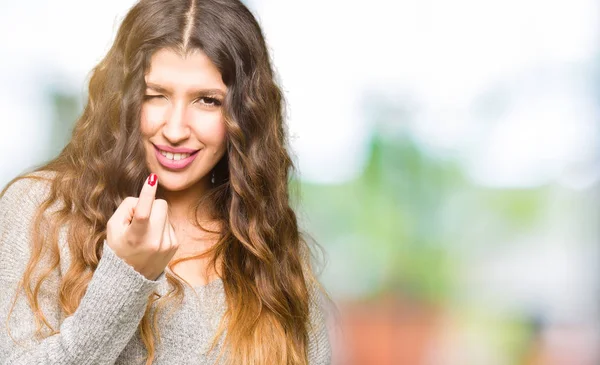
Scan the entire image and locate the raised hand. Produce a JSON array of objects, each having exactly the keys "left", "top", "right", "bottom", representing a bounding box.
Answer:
[{"left": 106, "top": 173, "right": 179, "bottom": 280}]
